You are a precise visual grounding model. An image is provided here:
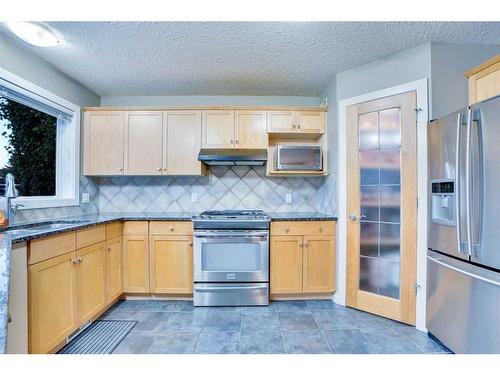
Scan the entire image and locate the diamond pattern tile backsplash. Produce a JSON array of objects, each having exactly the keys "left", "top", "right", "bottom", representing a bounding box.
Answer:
[
  {"left": 13, "top": 167, "right": 336, "bottom": 224},
  {"left": 13, "top": 175, "right": 100, "bottom": 224},
  {"left": 99, "top": 166, "right": 335, "bottom": 214}
]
